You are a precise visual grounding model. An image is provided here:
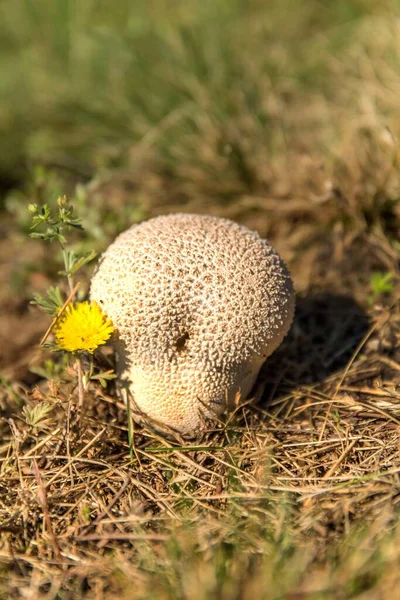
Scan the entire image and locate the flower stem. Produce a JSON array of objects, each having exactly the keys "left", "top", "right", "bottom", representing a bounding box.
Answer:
[
  {"left": 76, "top": 358, "right": 84, "bottom": 409},
  {"left": 60, "top": 242, "right": 84, "bottom": 407},
  {"left": 60, "top": 243, "right": 74, "bottom": 295}
]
